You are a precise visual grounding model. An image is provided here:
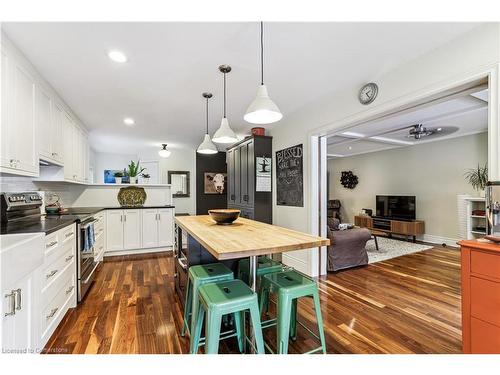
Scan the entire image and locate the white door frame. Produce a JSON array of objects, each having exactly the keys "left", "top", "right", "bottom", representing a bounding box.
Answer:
[{"left": 309, "top": 64, "right": 500, "bottom": 276}]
